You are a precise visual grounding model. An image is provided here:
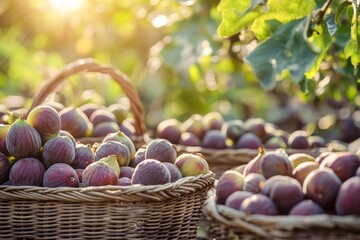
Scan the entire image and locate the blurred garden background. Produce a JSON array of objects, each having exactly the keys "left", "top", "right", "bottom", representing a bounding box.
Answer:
[{"left": 0, "top": 0, "right": 360, "bottom": 144}]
